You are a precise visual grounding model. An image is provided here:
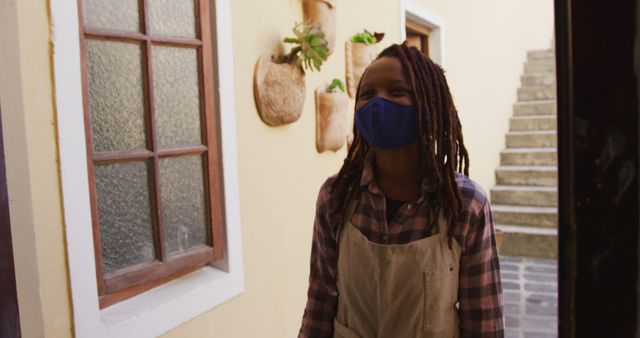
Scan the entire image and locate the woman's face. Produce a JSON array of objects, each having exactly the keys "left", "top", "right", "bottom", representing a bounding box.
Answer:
[{"left": 355, "top": 56, "right": 414, "bottom": 110}]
